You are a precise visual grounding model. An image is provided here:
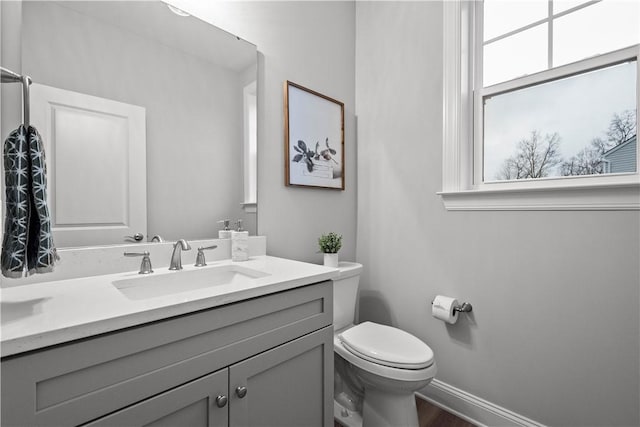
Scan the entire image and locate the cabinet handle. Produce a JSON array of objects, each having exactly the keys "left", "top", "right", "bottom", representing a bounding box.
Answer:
[
  {"left": 235, "top": 386, "right": 247, "bottom": 398},
  {"left": 216, "top": 395, "right": 228, "bottom": 408}
]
